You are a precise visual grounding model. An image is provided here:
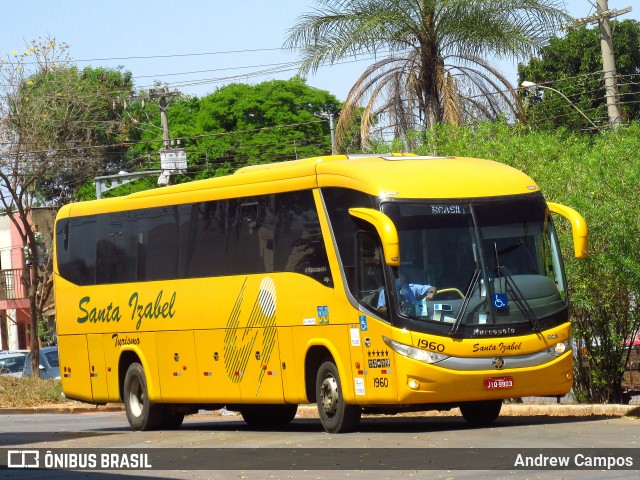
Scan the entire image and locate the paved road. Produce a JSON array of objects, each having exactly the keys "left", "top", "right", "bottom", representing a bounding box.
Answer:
[{"left": 1, "top": 408, "right": 639, "bottom": 479}]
